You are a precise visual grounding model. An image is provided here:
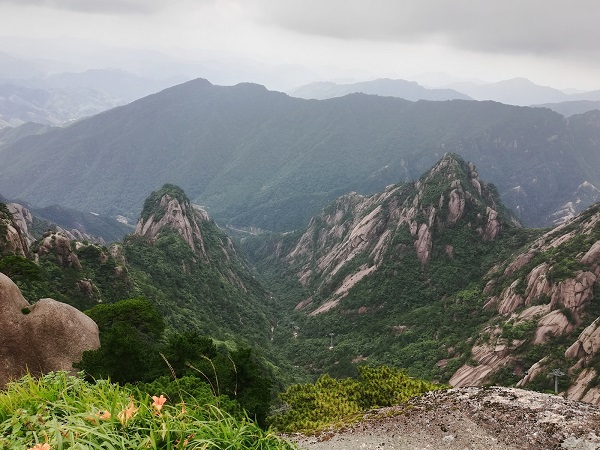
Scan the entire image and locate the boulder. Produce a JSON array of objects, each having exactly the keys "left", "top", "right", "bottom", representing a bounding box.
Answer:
[
  {"left": 0, "top": 272, "right": 99, "bottom": 387},
  {"left": 565, "top": 318, "right": 600, "bottom": 361},
  {"left": 533, "top": 310, "right": 575, "bottom": 345}
]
